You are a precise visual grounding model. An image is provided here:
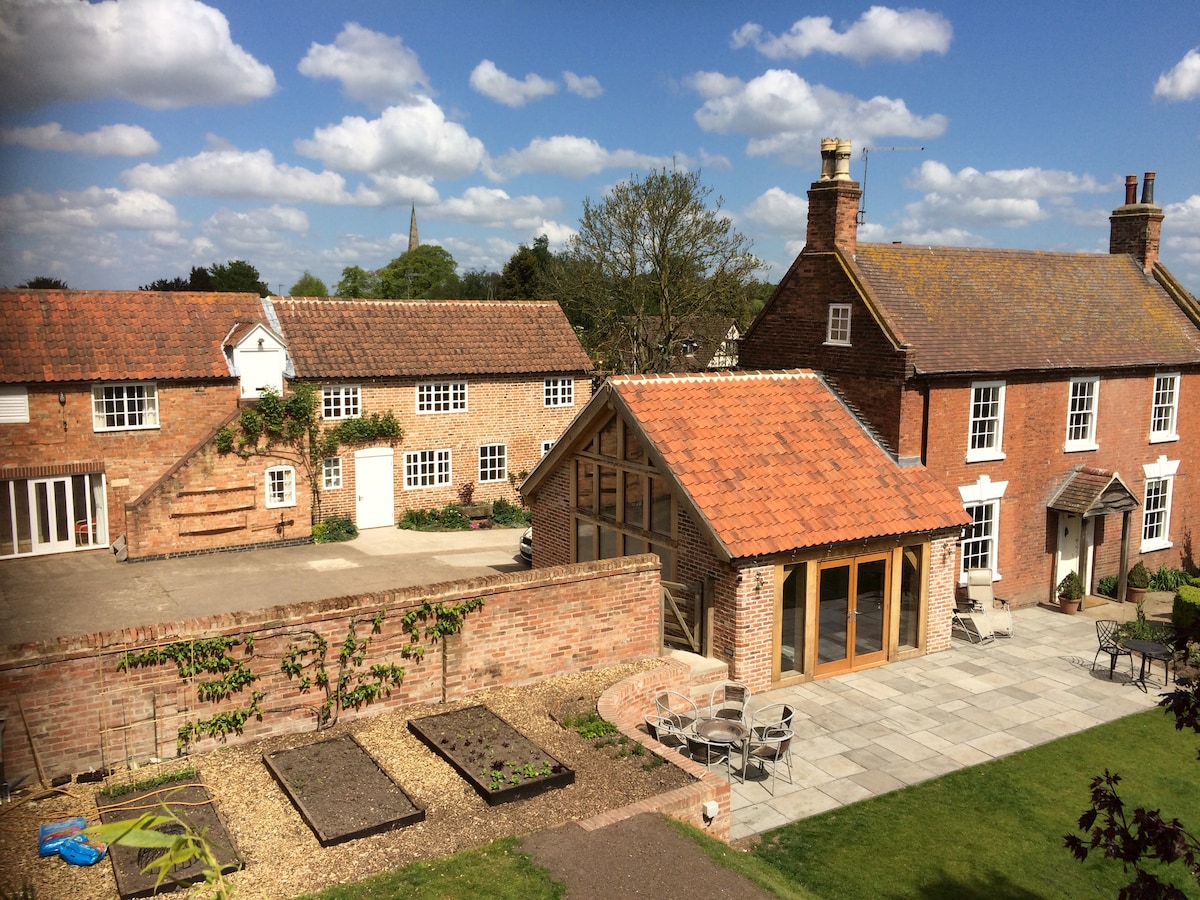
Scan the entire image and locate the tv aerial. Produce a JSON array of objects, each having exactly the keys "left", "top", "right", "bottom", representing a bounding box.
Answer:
[{"left": 857, "top": 146, "right": 924, "bottom": 225}]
